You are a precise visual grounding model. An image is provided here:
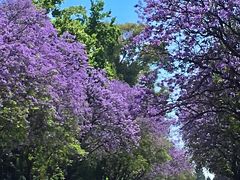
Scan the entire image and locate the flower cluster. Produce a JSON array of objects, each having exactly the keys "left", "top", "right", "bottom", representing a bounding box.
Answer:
[
  {"left": 0, "top": 0, "right": 174, "bottom": 155},
  {"left": 0, "top": 0, "right": 140, "bottom": 153},
  {"left": 0, "top": 0, "right": 193, "bottom": 178},
  {"left": 137, "top": 0, "right": 240, "bottom": 178}
]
